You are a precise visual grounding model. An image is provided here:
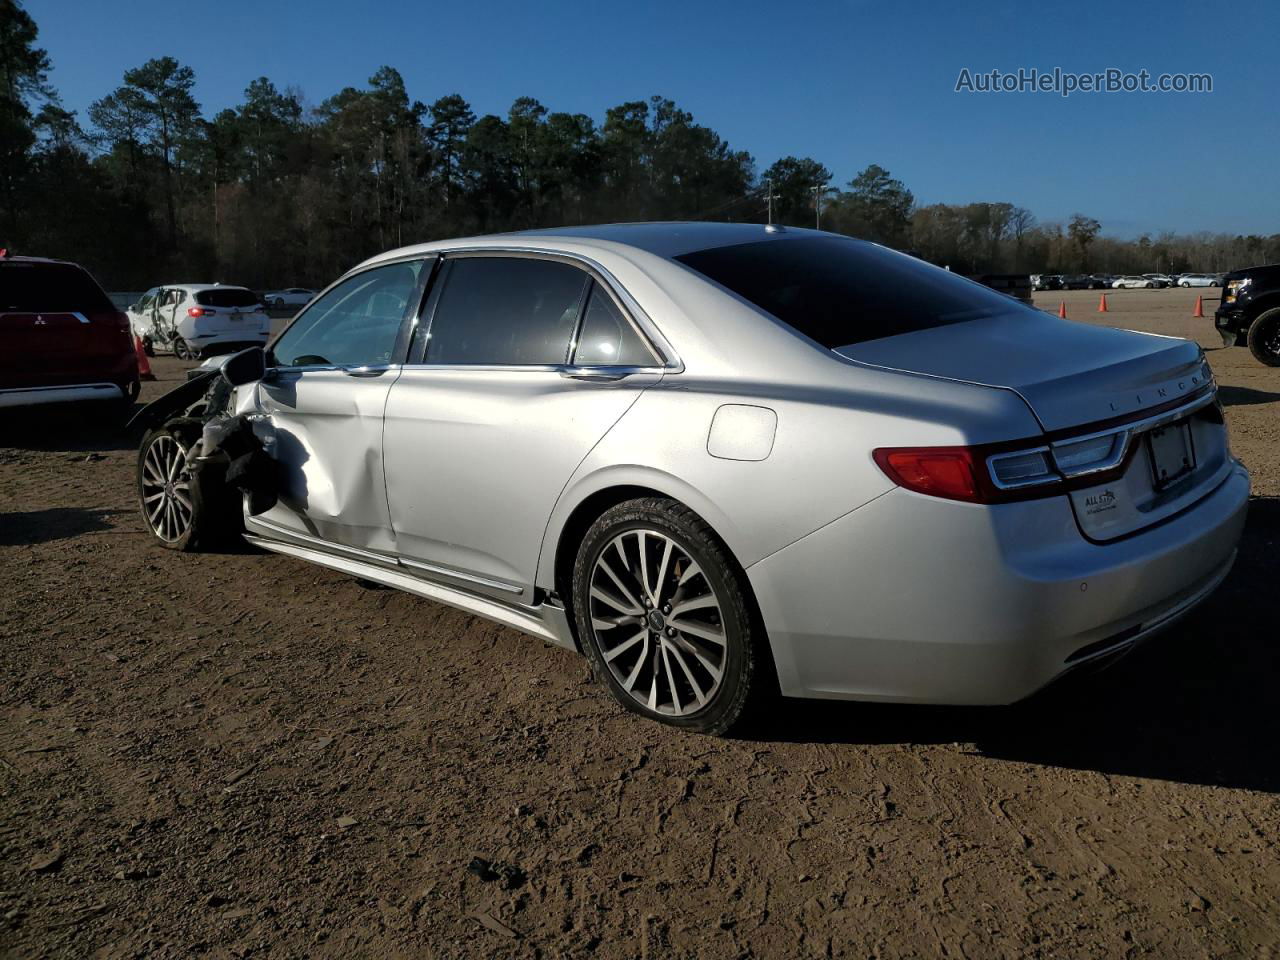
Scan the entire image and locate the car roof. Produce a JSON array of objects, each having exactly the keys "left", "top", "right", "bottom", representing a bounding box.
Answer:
[{"left": 358, "top": 221, "right": 840, "bottom": 270}]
